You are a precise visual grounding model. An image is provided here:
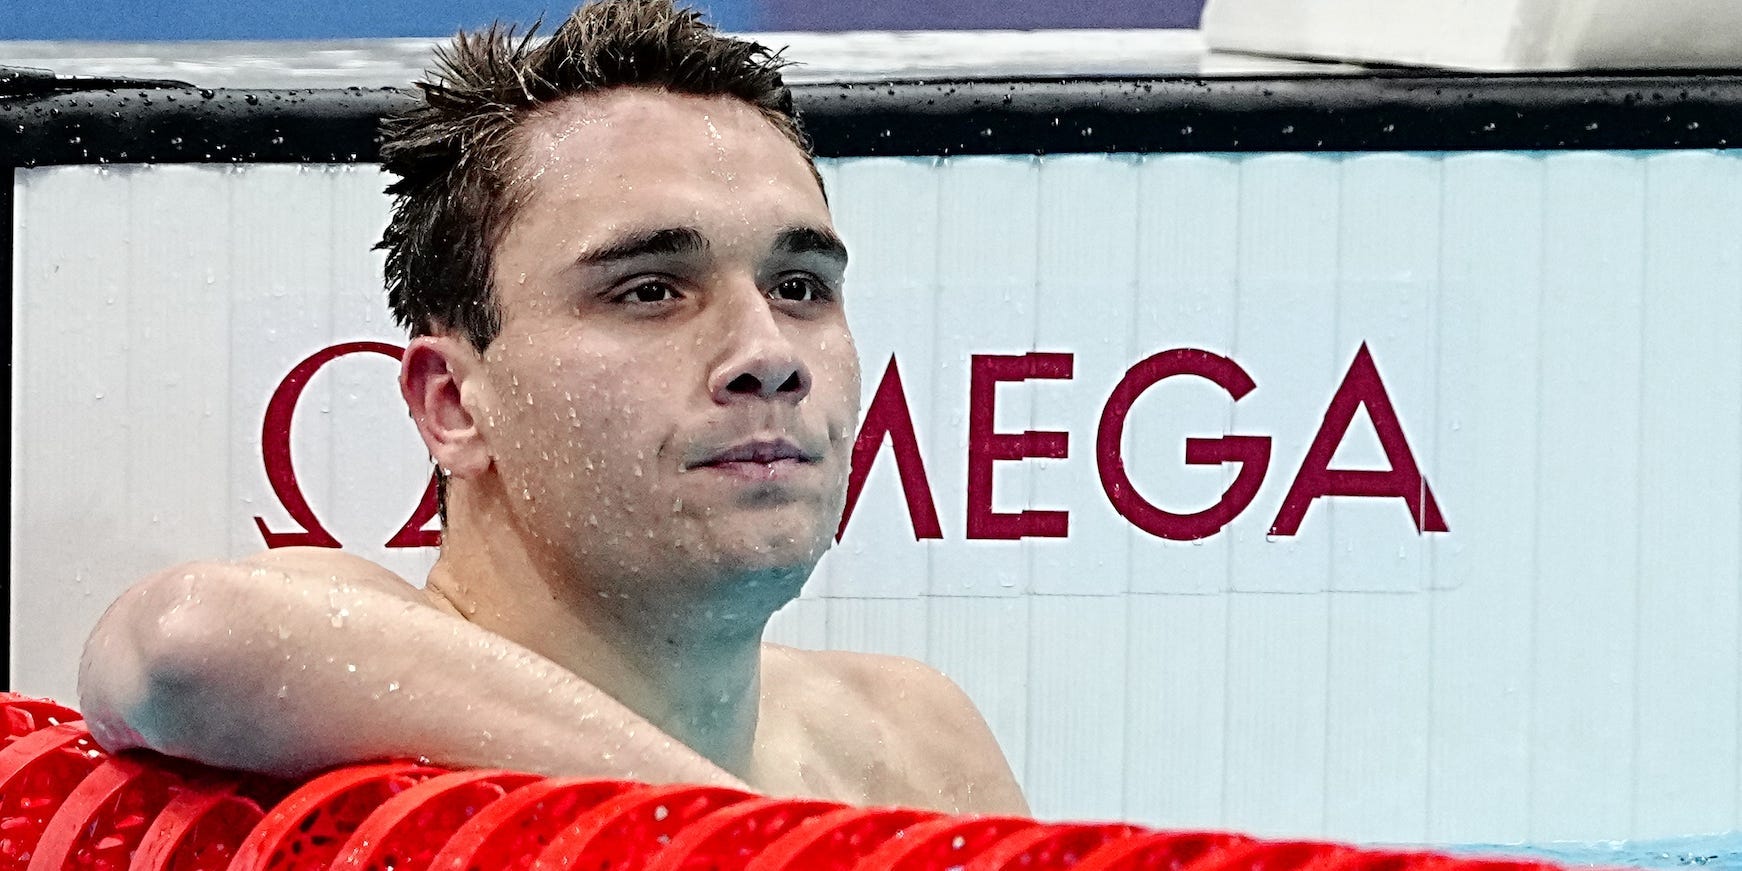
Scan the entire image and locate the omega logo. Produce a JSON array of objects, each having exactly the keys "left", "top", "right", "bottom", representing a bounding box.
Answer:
[
  {"left": 838, "top": 343, "right": 1447, "bottom": 542},
  {"left": 252, "top": 341, "right": 441, "bottom": 550},
  {"left": 253, "top": 341, "right": 1445, "bottom": 550}
]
